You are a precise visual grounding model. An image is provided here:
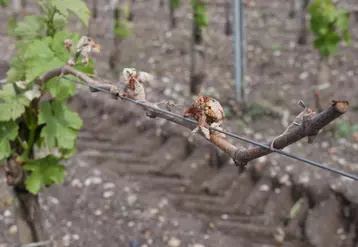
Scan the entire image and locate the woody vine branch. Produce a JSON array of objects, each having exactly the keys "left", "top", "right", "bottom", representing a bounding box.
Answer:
[{"left": 38, "top": 37, "right": 349, "bottom": 169}]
